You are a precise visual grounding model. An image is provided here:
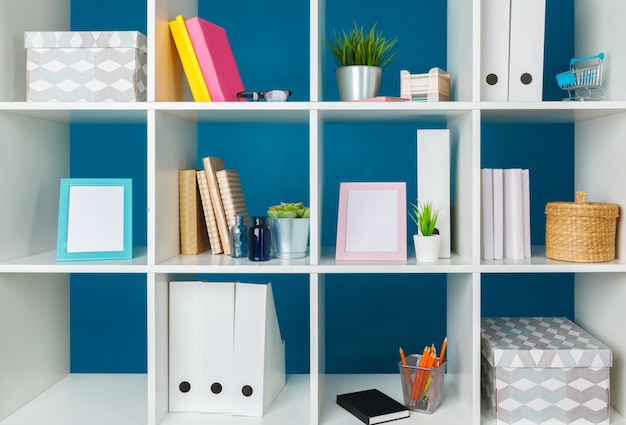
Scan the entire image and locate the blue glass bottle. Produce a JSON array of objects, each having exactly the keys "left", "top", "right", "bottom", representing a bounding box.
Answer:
[
  {"left": 230, "top": 215, "right": 248, "bottom": 258},
  {"left": 248, "top": 216, "right": 271, "bottom": 261}
]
